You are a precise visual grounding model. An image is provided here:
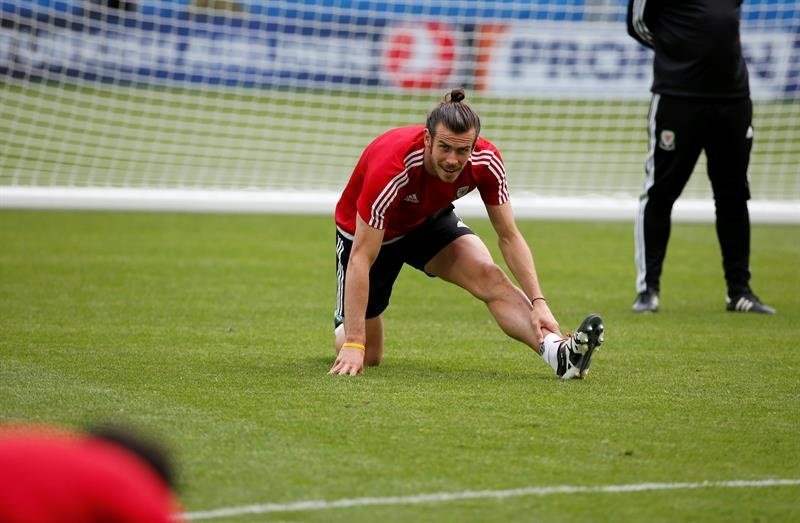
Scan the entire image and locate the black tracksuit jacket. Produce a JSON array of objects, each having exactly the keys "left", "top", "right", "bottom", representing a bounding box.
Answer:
[{"left": 626, "top": 0, "right": 750, "bottom": 99}]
